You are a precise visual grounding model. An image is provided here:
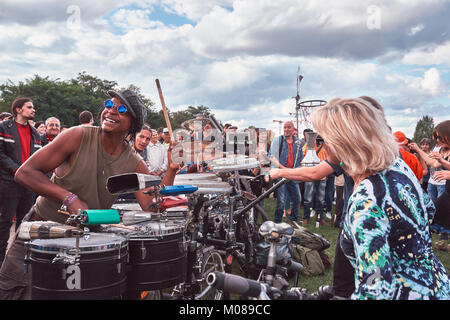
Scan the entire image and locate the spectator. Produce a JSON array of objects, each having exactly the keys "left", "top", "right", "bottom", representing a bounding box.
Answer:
[
  {"left": 133, "top": 124, "right": 151, "bottom": 161},
  {"left": 418, "top": 138, "right": 433, "bottom": 191},
  {"left": 428, "top": 121, "right": 450, "bottom": 241},
  {"left": 146, "top": 129, "right": 168, "bottom": 177},
  {"left": 410, "top": 139, "right": 448, "bottom": 203},
  {"left": 162, "top": 128, "right": 171, "bottom": 148},
  {"left": 393, "top": 131, "right": 426, "bottom": 182},
  {"left": 0, "top": 97, "right": 41, "bottom": 267},
  {"left": 60, "top": 125, "right": 69, "bottom": 132},
  {"left": 157, "top": 127, "right": 164, "bottom": 144},
  {"left": 302, "top": 135, "right": 328, "bottom": 226},
  {"left": 268, "top": 121, "right": 303, "bottom": 225},
  {"left": 269, "top": 95, "right": 450, "bottom": 299},
  {"left": 79, "top": 110, "right": 94, "bottom": 126},
  {"left": 34, "top": 121, "right": 46, "bottom": 135},
  {"left": 40, "top": 117, "right": 61, "bottom": 147},
  {"left": 312, "top": 97, "right": 449, "bottom": 299}
]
